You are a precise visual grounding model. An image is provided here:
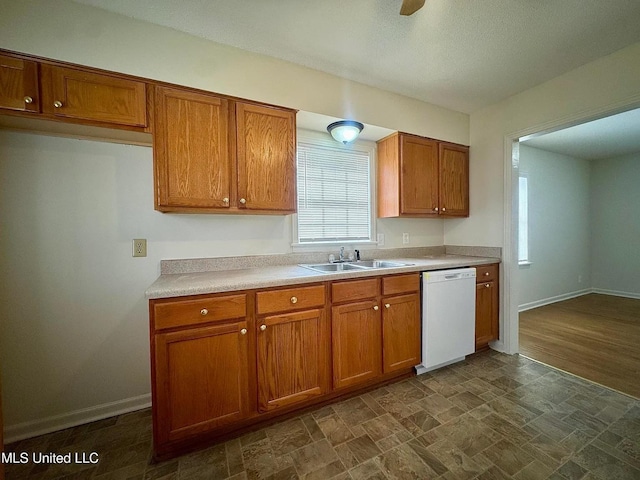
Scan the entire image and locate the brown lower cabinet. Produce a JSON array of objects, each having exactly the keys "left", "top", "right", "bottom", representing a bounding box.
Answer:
[
  {"left": 149, "top": 272, "right": 422, "bottom": 459},
  {"left": 475, "top": 263, "right": 500, "bottom": 350}
]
